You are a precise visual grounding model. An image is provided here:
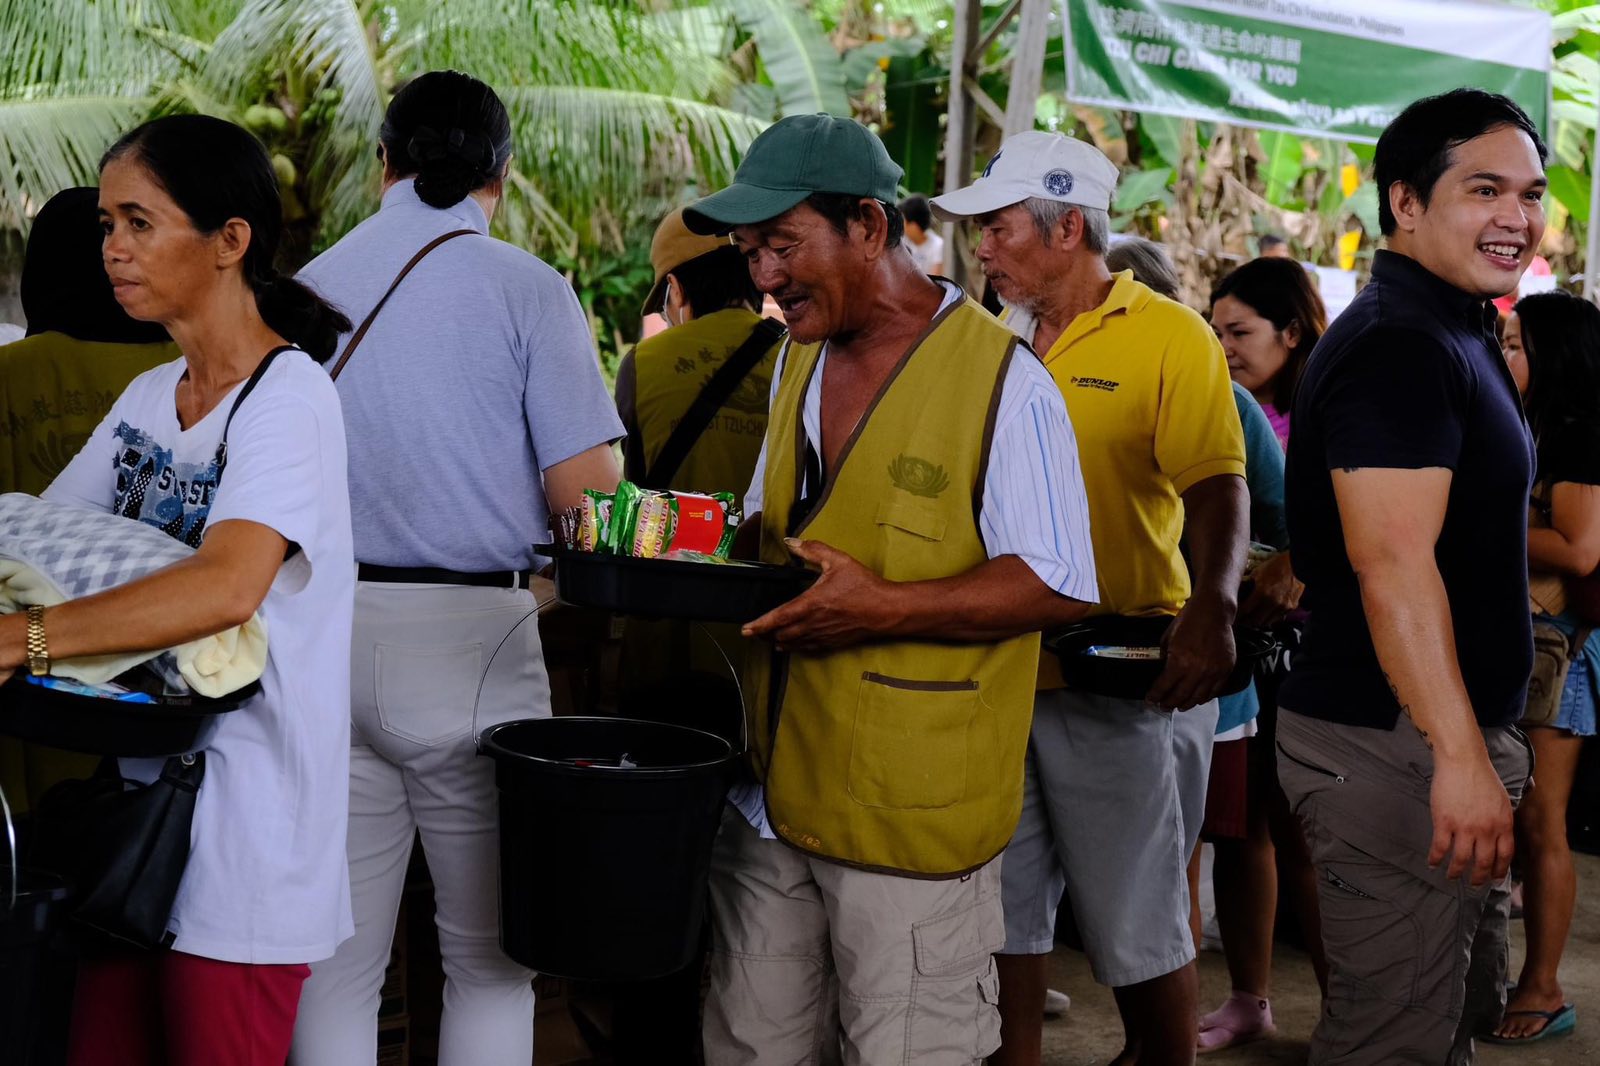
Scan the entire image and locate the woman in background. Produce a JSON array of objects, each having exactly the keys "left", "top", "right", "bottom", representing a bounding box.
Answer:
[
  {"left": 1488, "top": 291, "right": 1600, "bottom": 1045},
  {"left": 1191, "top": 256, "right": 1331, "bottom": 1051}
]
